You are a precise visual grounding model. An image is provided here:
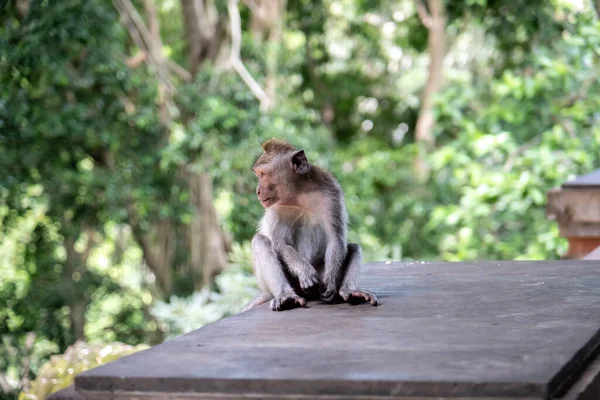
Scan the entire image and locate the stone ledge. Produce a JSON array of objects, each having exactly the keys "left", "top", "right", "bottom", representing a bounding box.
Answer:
[{"left": 53, "top": 261, "right": 600, "bottom": 399}]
